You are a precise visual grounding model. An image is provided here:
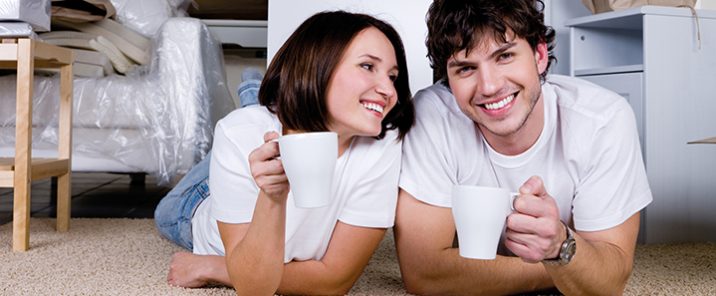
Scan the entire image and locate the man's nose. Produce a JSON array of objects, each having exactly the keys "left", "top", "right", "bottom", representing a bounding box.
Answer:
[{"left": 476, "top": 66, "right": 503, "bottom": 97}]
